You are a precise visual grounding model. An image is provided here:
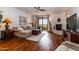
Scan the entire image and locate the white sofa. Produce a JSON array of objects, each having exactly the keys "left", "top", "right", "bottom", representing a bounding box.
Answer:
[
  {"left": 13, "top": 25, "right": 32, "bottom": 38},
  {"left": 55, "top": 41, "right": 79, "bottom": 51},
  {"left": 14, "top": 30, "right": 32, "bottom": 38}
]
